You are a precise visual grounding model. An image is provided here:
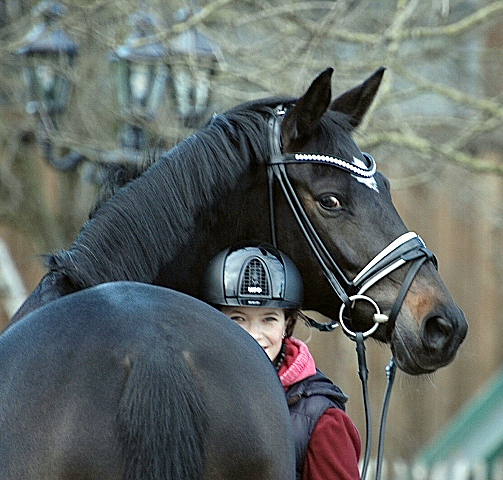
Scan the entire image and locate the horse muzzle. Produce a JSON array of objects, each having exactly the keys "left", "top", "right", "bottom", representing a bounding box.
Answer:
[{"left": 391, "top": 304, "right": 468, "bottom": 375}]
